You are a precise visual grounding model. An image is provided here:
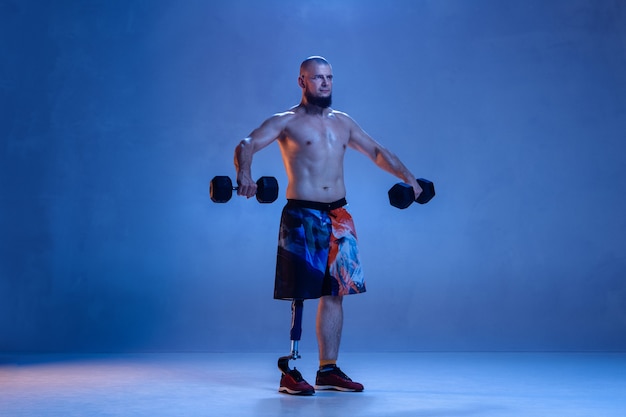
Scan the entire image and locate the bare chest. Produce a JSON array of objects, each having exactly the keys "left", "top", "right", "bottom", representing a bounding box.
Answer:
[{"left": 282, "top": 114, "right": 350, "bottom": 152}]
